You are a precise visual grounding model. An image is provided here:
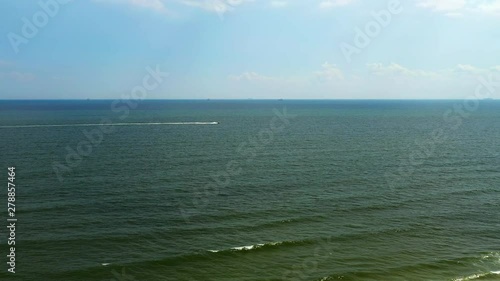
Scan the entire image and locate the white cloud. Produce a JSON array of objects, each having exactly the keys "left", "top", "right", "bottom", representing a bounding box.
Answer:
[
  {"left": 315, "top": 62, "right": 344, "bottom": 81},
  {"left": 94, "top": 0, "right": 256, "bottom": 17},
  {"left": 229, "top": 63, "right": 499, "bottom": 90},
  {"left": 228, "top": 72, "right": 276, "bottom": 81},
  {"left": 93, "top": 0, "right": 169, "bottom": 13},
  {"left": 319, "top": 0, "right": 353, "bottom": 9},
  {"left": 416, "top": 0, "right": 500, "bottom": 17},
  {"left": 180, "top": 0, "right": 228, "bottom": 13},
  {"left": 270, "top": 0, "right": 287, "bottom": 8},
  {"left": 180, "top": 0, "right": 253, "bottom": 15},
  {"left": 229, "top": 64, "right": 345, "bottom": 85},
  {"left": 416, "top": 0, "right": 466, "bottom": 12},
  {"left": 93, "top": 0, "right": 500, "bottom": 18},
  {"left": 477, "top": 0, "right": 500, "bottom": 14},
  {"left": 367, "top": 63, "right": 500, "bottom": 81},
  {"left": 453, "top": 64, "right": 482, "bottom": 73},
  {"left": 451, "top": 64, "right": 500, "bottom": 76},
  {"left": 360, "top": 62, "right": 500, "bottom": 99},
  {"left": 223, "top": 63, "right": 500, "bottom": 99},
  {"left": 367, "top": 63, "right": 440, "bottom": 78}
]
